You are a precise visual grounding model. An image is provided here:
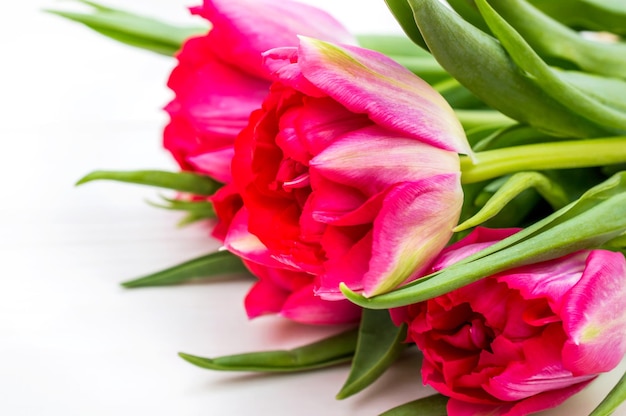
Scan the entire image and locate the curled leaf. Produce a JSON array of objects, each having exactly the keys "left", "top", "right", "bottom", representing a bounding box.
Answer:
[{"left": 455, "top": 171, "right": 569, "bottom": 231}]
